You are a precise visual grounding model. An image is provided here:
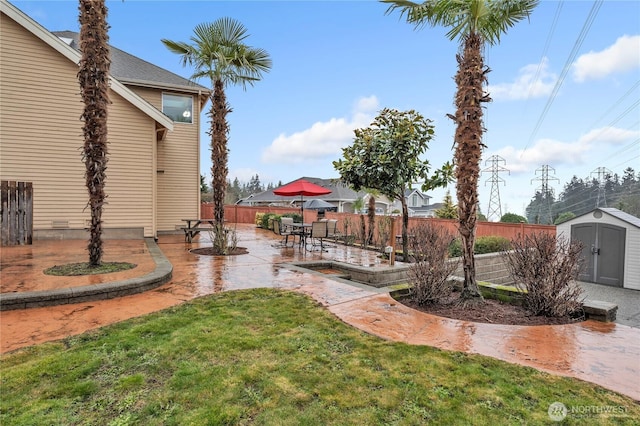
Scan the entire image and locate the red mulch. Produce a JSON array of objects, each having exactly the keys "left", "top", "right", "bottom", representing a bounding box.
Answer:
[
  {"left": 190, "top": 247, "right": 249, "bottom": 256},
  {"left": 399, "top": 292, "right": 584, "bottom": 326}
]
